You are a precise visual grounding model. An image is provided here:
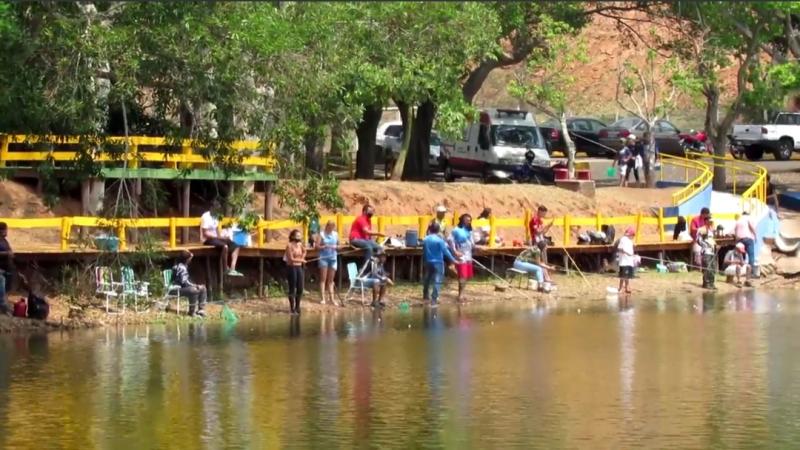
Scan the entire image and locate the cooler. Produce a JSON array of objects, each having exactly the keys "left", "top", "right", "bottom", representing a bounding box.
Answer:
[
  {"left": 553, "top": 168, "right": 569, "bottom": 180},
  {"left": 405, "top": 229, "right": 419, "bottom": 247},
  {"left": 576, "top": 169, "right": 592, "bottom": 180}
]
